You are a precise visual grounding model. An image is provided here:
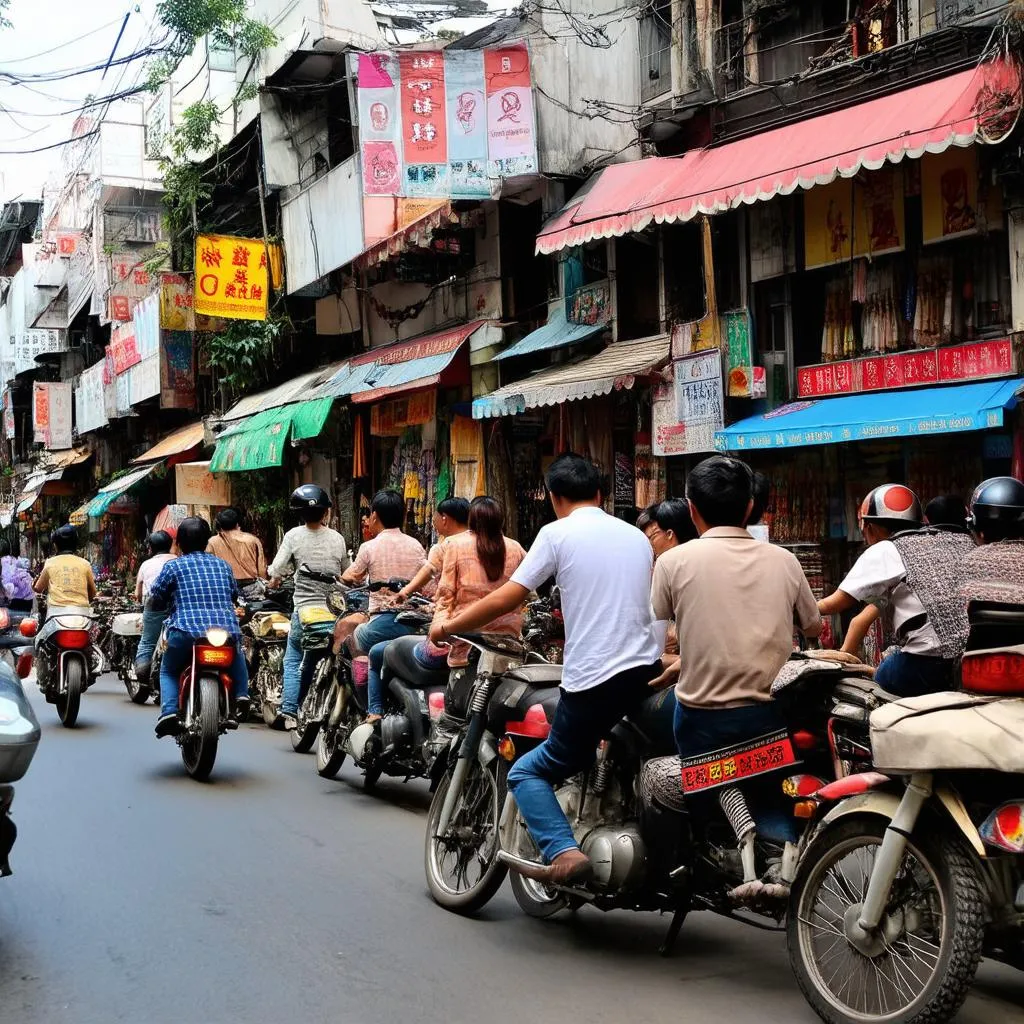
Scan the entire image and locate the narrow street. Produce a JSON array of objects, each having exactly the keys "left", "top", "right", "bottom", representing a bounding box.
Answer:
[{"left": 0, "top": 674, "right": 1021, "bottom": 1024}]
